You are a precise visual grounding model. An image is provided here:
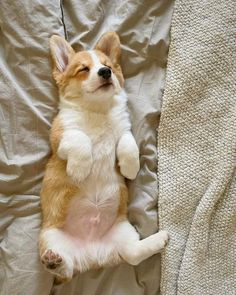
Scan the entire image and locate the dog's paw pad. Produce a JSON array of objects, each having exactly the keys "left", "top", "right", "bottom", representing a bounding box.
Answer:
[{"left": 41, "top": 249, "right": 62, "bottom": 270}]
